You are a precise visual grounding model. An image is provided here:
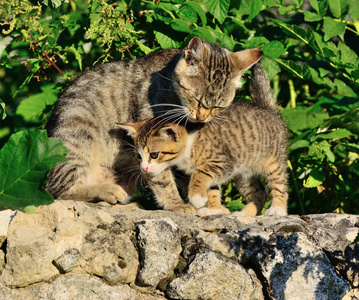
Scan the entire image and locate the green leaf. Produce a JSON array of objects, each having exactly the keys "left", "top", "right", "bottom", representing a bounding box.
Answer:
[
  {"left": 323, "top": 17, "right": 346, "bottom": 41},
  {"left": 154, "top": 31, "right": 181, "bottom": 49},
  {"left": 276, "top": 23, "right": 317, "bottom": 51},
  {"left": 249, "top": 0, "right": 263, "bottom": 20},
  {"left": 187, "top": 1, "right": 207, "bottom": 25},
  {"left": 334, "top": 79, "right": 357, "bottom": 97},
  {"left": 274, "top": 59, "right": 310, "bottom": 80},
  {"left": 312, "top": 31, "right": 339, "bottom": 57},
  {"left": 308, "top": 66, "right": 334, "bottom": 88},
  {"left": 304, "top": 169, "right": 325, "bottom": 188},
  {"left": 261, "top": 41, "right": 285, "bottom": 58},
  {"left": 316, "top": 128, "right": 353, "bottom": 140},
  {"left": 0, "top": 99, "right": 6, "bottom": 120},
  {"left": 203, "top": 0, "right": 230, "bottom": 24},
  {"left": 170, "top": 19, "right": 190, "bottom": 33},
  {"left": 348, "top": 0, "right": 359, "bottom": 20},
  {"left": 337, "top": 42, "right": 359, "bottom": 68},
  {"left": 262, "top": 57, "right": 281, "bottom": 80},
  {"left": 42, "top": 0, "right": 63, "bottom": 9},
  {"left": 178, "top": 4, "right": 198, "bottom": 23},
  {"left": 289, "top": 140, "right": 310, "bottom": 151},
  {"left": 328, "top": 0, "right": 348, "bottom": 19},
  {"left": 309, "top": 0, "right": 328, "bottom": 15},
  {"left": 237, "top": 0, "right": 251, "bottom": 15},
  {"left": 303, "top": 11, "right": 324, "bottom": 21},
  {"left": 136, "top": 41, "right": 155, "bottom": 55},
  {"left": 278, "top": 6, "right": 298, "bottom": 14},
  {"left": 16, "top": 84, "right": 60, "bottom": 124},
  {"left": 0, "top": 130, "right": 67, "bottom": 211}
]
